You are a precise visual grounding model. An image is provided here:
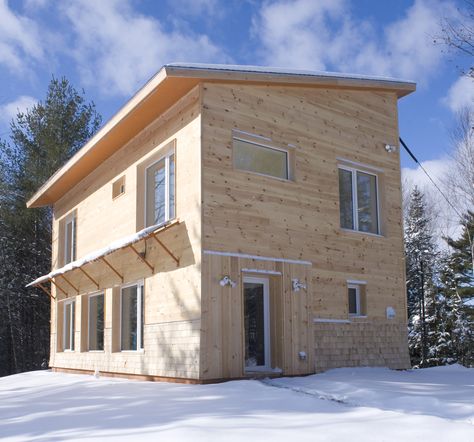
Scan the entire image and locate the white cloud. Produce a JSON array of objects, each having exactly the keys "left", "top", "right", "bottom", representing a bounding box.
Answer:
[
  {"left": 167, "top": 0, "right": 220, "bottom": 17},
  {"left": 253, "top": 0, "right": 459, "bottom": 82},
  {"left": 0, "top": 95, "right": 37, "bottom": 125},
  {"left": 61, "top": 0, "right": 230, "bottom": 96},
  {"left": 443, "top": 76, "right": 474, "bottom": 112},
  {"left": 402, "top": 157, "right": 462, "bottom": 244},
  {"left": 0, "top": 0, "right": 45, "bottom": 72}
]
